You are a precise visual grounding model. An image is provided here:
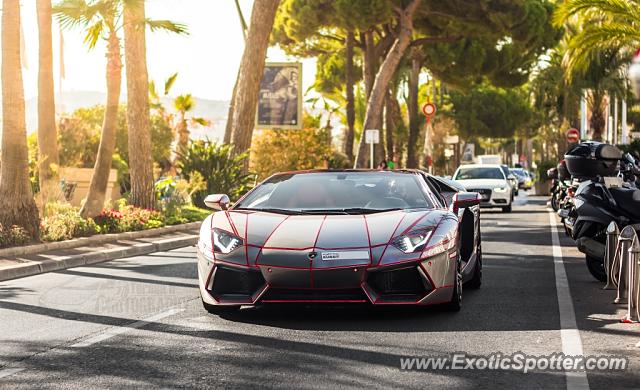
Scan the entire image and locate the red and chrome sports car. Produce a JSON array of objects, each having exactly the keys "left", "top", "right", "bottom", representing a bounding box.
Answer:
[{"left": 196, "top": 170, "right": 482, "bottom": 313}]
